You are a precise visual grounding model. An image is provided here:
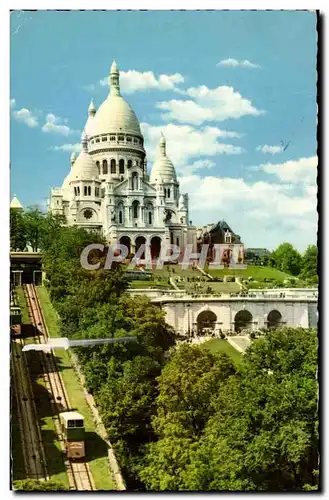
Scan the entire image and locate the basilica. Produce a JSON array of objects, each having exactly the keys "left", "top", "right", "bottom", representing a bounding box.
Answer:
[{"left": 48, "top": 61, "right": 195, "bottom": 258}]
